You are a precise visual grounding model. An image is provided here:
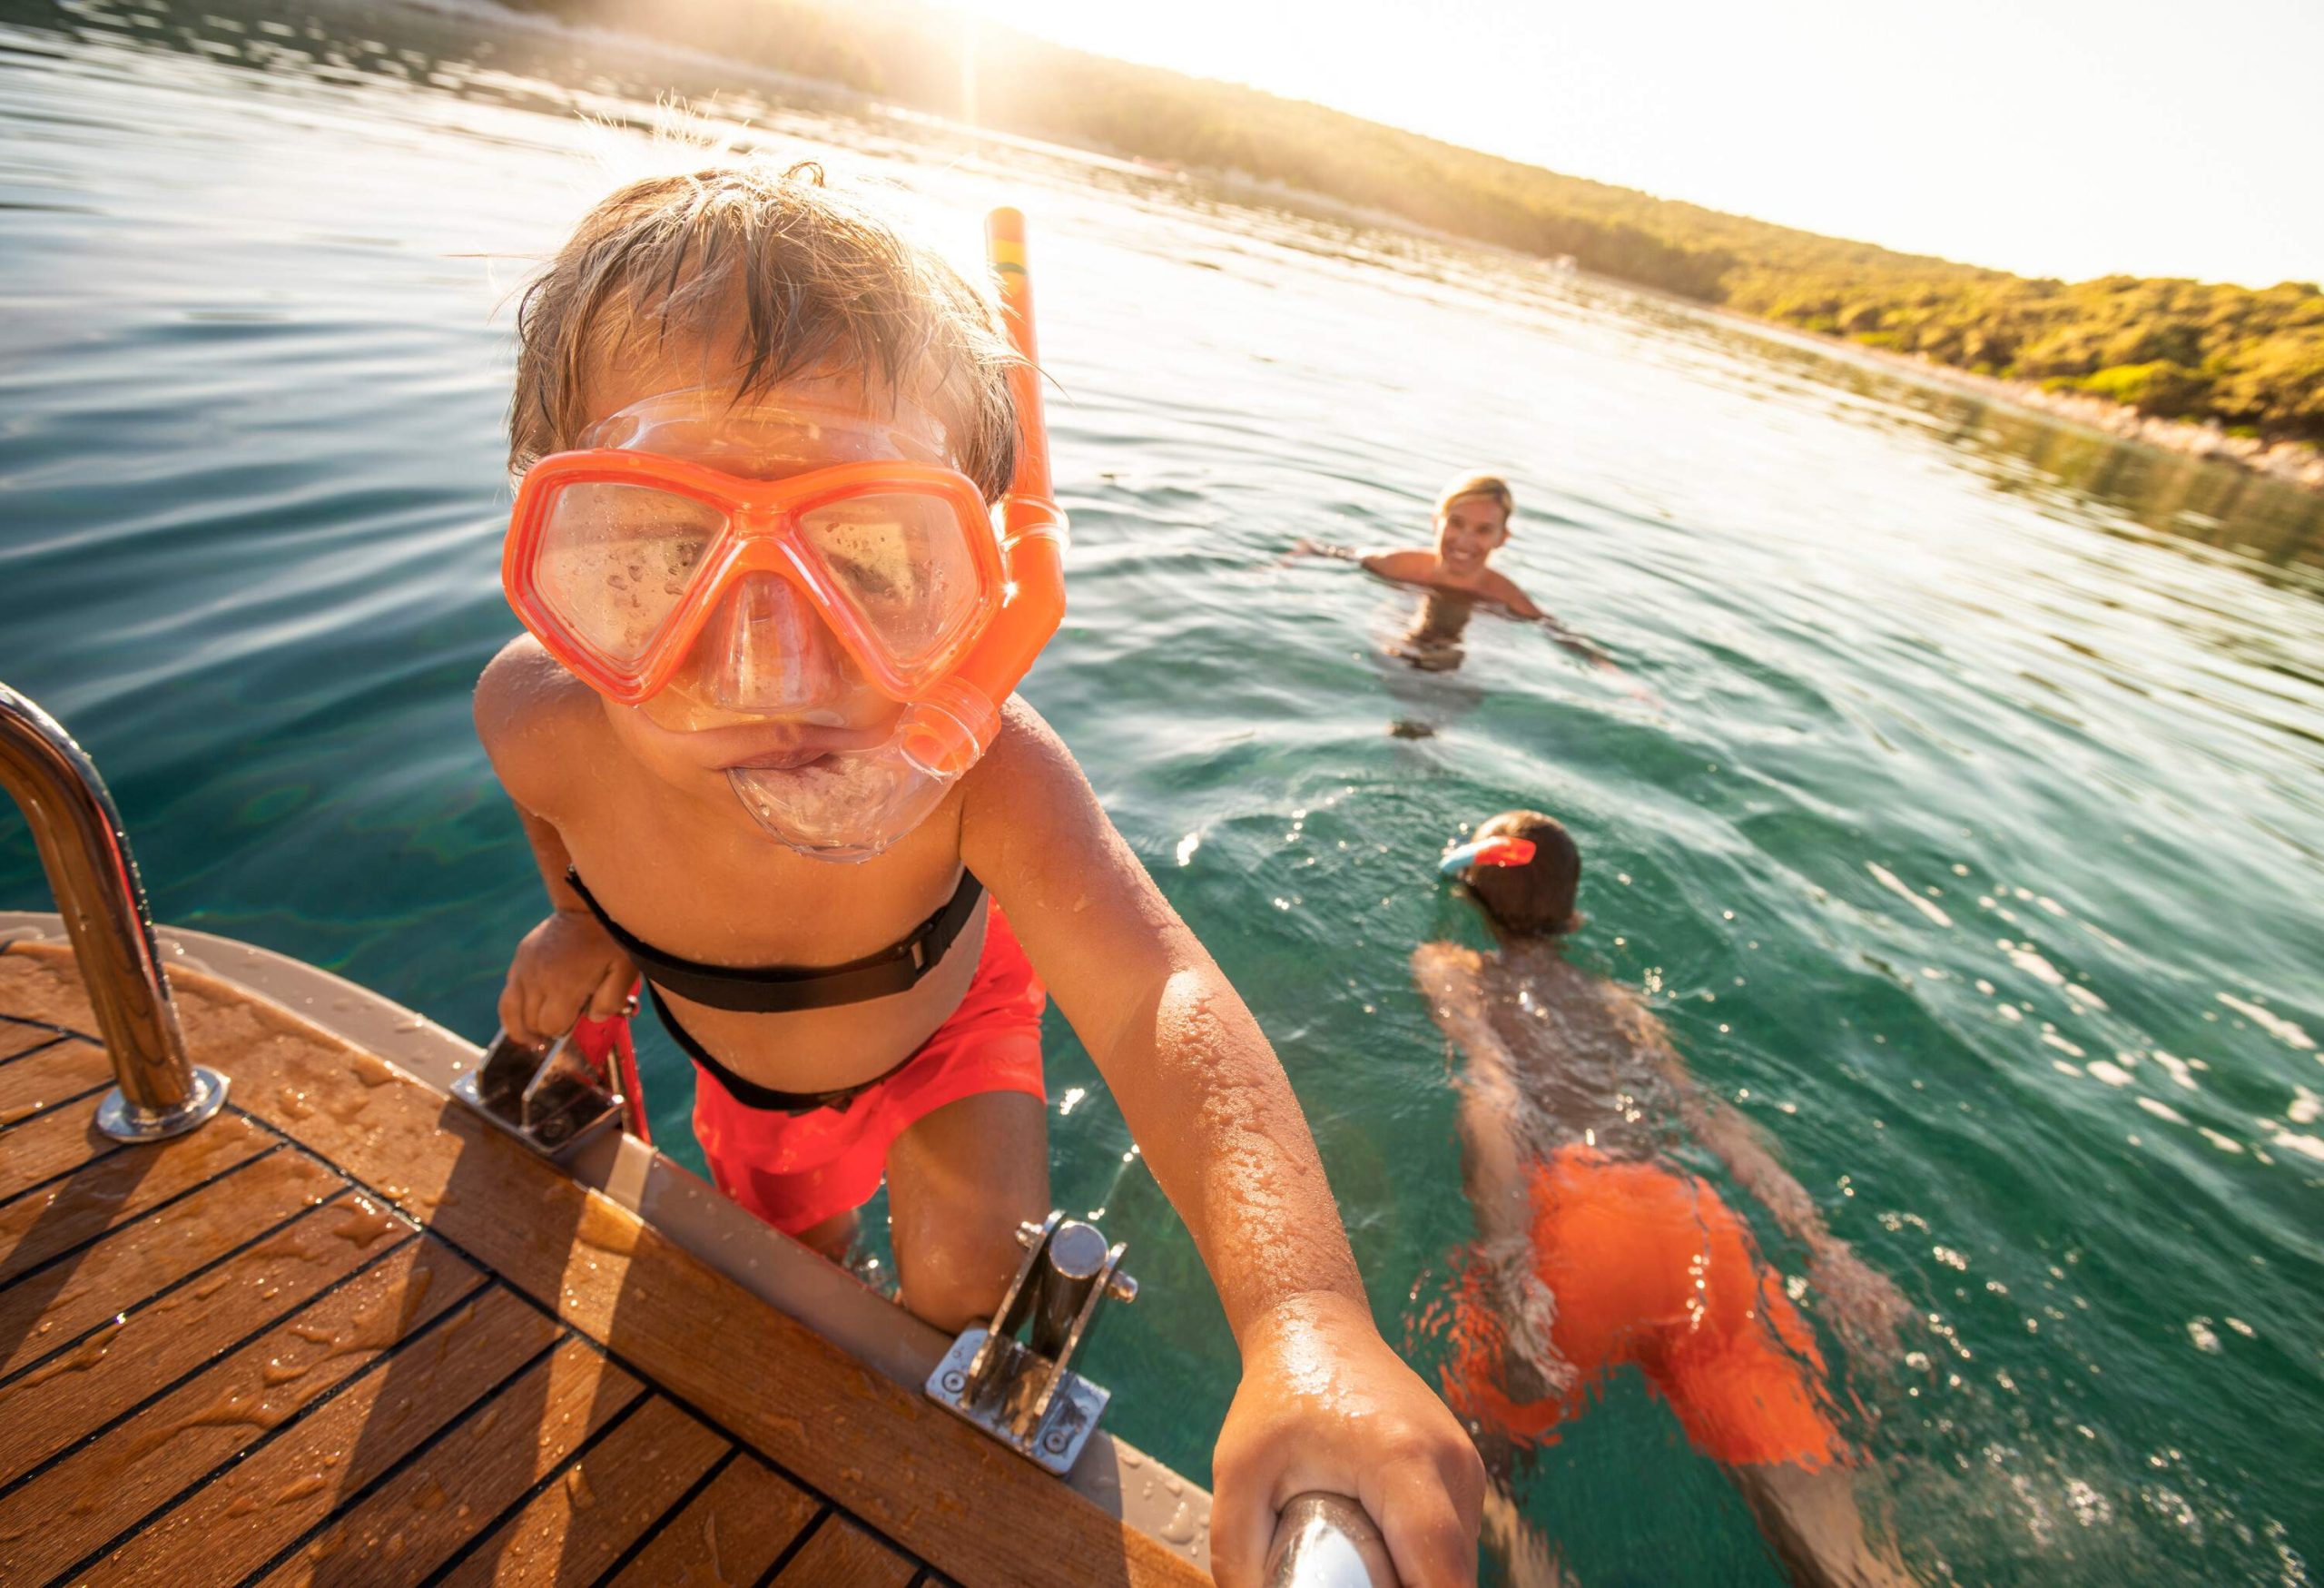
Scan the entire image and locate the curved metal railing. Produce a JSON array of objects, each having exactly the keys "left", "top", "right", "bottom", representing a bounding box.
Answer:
[
  {"left": 1265, "top": 1492, "right": 1399, "bottom": 1586},
  {"left": 0, "top": 680, "right": 225, "bottom": 1139}
]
